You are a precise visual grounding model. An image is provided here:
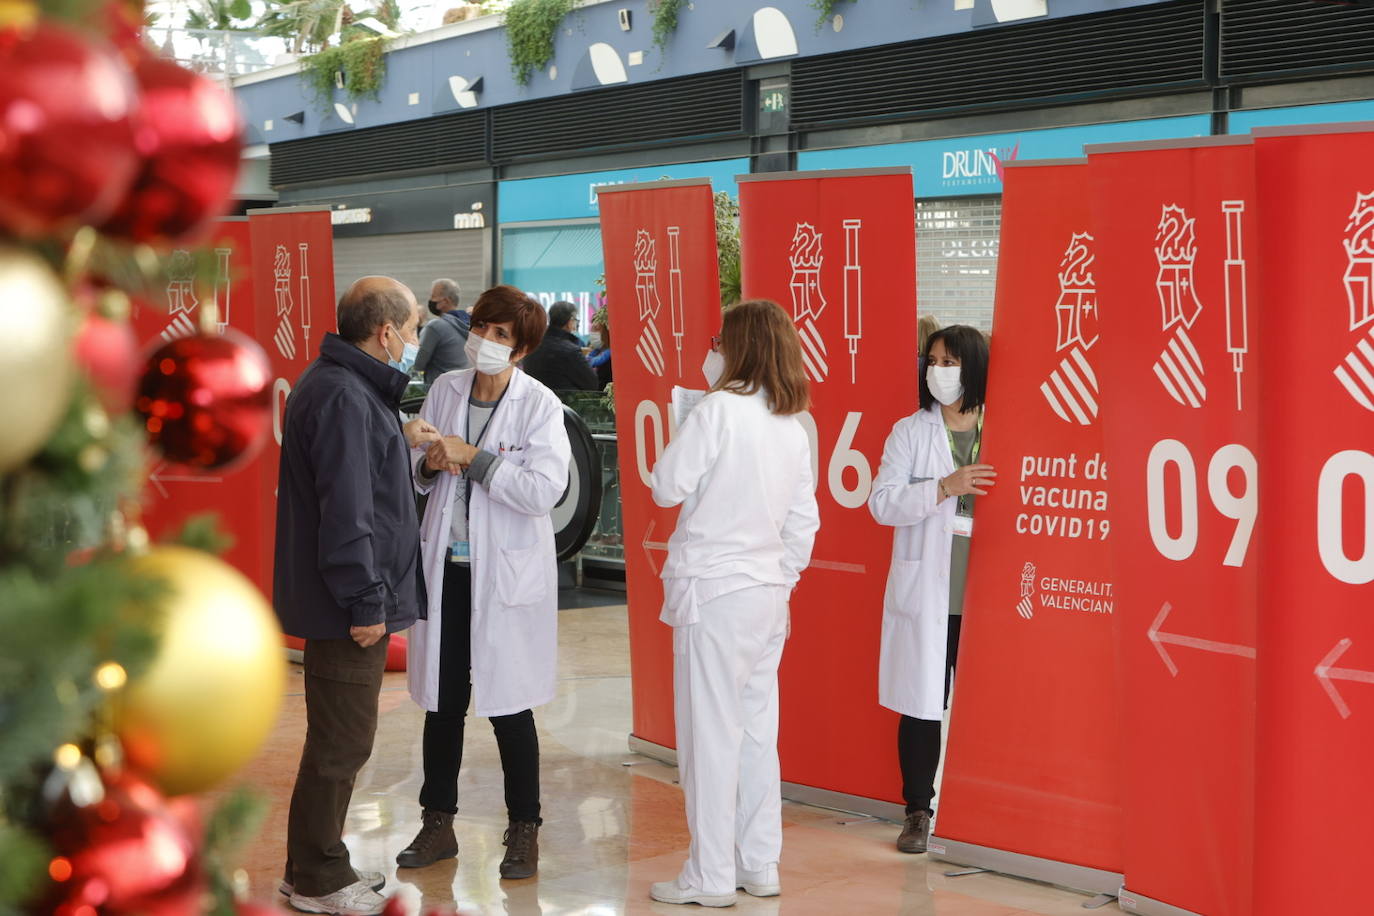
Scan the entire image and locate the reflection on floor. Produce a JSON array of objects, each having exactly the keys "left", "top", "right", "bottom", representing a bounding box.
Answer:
[{"left": 233, "top": 602, "right": 1106, "bottom": 915}]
